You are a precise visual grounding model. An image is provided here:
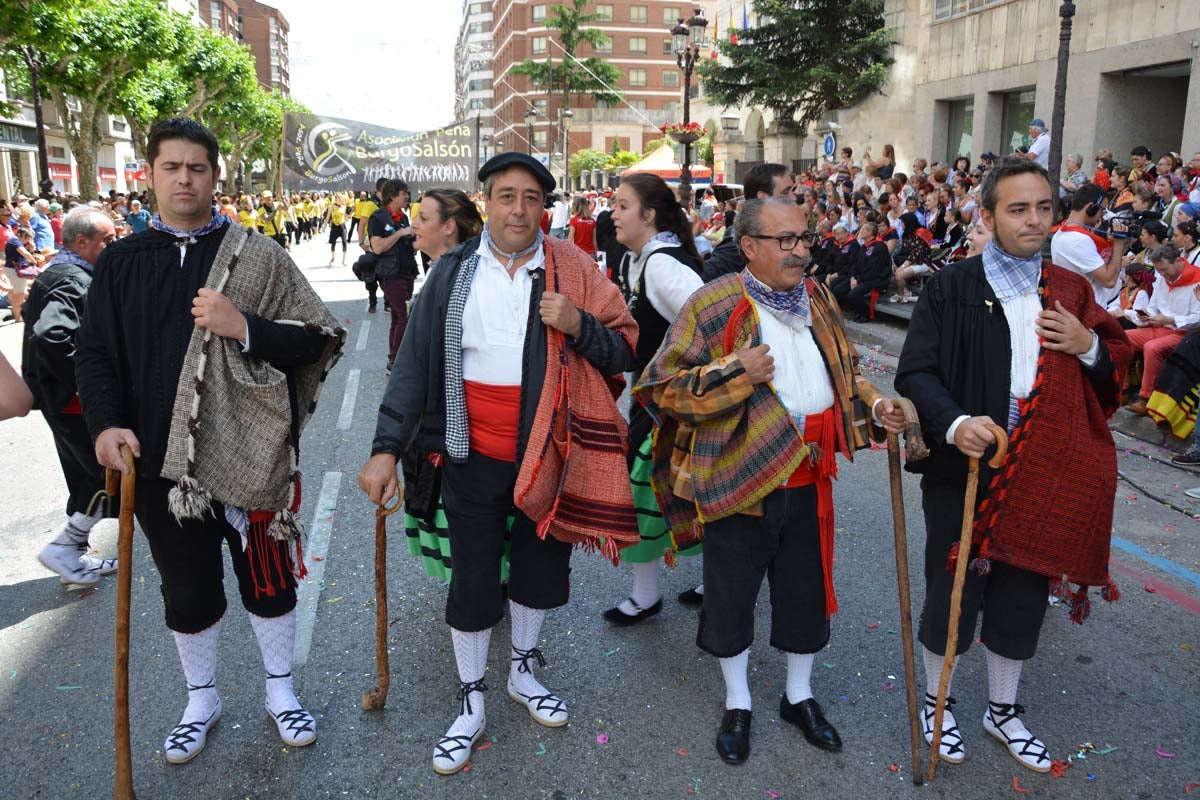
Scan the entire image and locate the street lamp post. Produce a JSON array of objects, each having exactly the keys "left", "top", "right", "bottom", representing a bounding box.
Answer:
[
  {"left": 671, "top": 9, "right": 709, "bottom": 208},
  {"left": 1048, "top": 0, "right": 1076, "bottom": 223},
  {"left": 524, "top": 108, "right": 537, "bottom": 156},
  {"left": 560, "top": 108, "right": 574, "bottom": 191}
]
